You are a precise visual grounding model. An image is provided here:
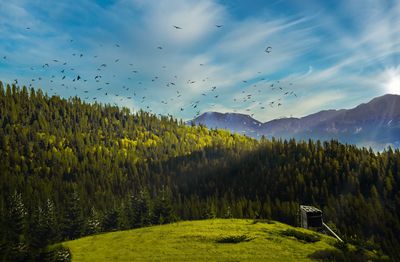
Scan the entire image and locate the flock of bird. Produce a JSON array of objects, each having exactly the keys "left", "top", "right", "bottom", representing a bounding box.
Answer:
[{"left": 2, "top": 25, "right": 298, "bottom": 119}]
